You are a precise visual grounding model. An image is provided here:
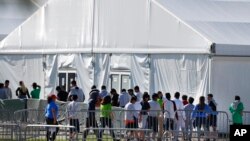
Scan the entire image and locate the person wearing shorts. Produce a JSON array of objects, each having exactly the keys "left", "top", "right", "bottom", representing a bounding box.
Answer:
[
  {"left": 66, "top": 95, "right": 80, "bottom": 140},
  {"left": 148, "top": 93, "right": 161, "bottom": 138},
  {"left": 125, "top": 96, "right": 138, "bottom": 140}
]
